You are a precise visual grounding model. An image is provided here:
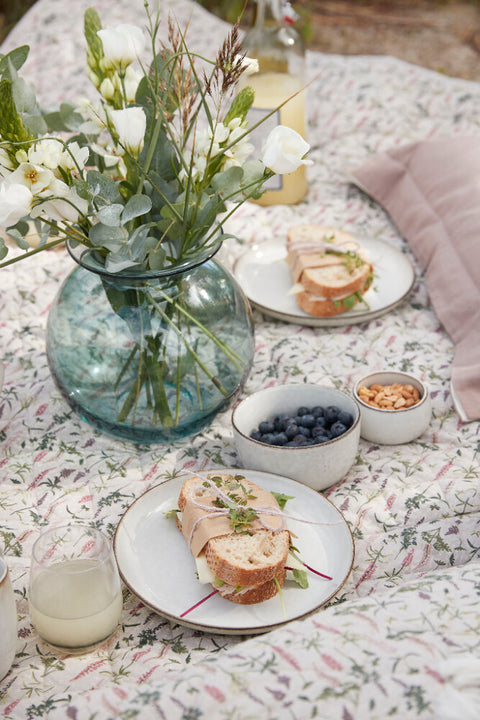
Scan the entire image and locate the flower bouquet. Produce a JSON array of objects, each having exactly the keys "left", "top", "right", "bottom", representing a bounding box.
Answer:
[{"left": 0, "top": 2, "right": 311, "bottom": 442}]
